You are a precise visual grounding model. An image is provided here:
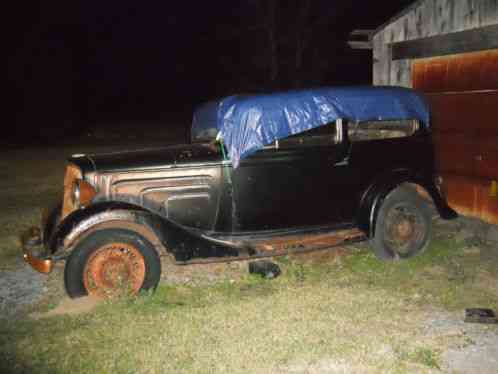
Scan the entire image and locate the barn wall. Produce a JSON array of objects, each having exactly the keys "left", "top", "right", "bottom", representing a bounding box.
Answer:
[{"left": 373, "top": 0, "right": 498, "bottom": 86}]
